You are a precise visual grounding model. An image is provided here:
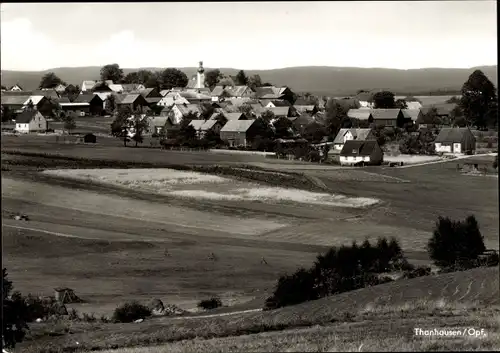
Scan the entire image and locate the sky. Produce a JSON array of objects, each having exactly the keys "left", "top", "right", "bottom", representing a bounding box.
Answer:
[{"left": 0, "top": 1, "right": 497, "bottom": 71}]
